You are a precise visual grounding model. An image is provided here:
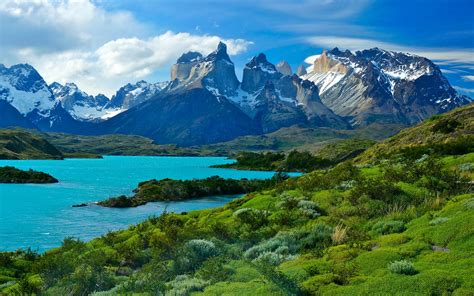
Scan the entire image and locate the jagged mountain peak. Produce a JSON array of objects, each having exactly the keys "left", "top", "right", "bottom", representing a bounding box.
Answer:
[
  {"left": 177, "top": 51, "right": 203, "bottom": 64},
  {"left": 296, "top": 64, "right": 307, "bottom": 76},
  {"left": 204, "top": 41, "right": 232, "bottom": 63},
  {"left": 276, "top": 60, "right": 292, "bottom": 76},
  {"left": 169, "top": 42, "right": 239, "bottom": 97},
  {"left": 302, "top": 47, "right": 471, "bottom": 125}
]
